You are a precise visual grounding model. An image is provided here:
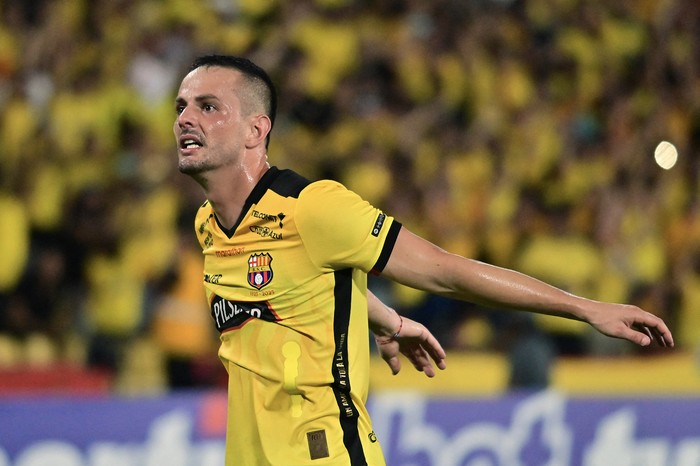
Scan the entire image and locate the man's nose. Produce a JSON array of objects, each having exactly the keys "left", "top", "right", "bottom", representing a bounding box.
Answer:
[{"left": 177, "top": 106, "right": 195, "bottom": 127}]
